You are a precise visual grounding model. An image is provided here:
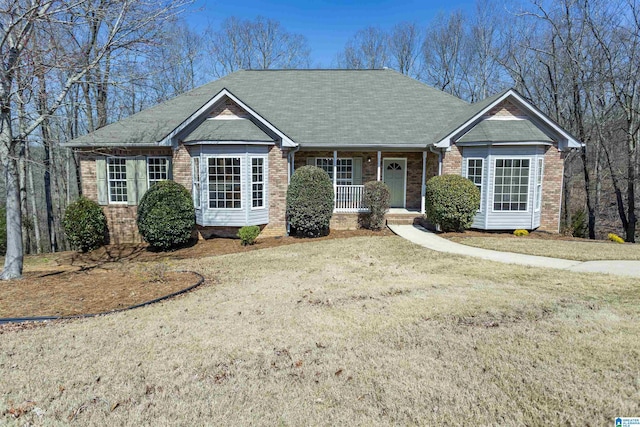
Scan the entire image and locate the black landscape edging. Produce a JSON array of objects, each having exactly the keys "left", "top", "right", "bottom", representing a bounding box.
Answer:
[{"left": 0, "top": 270, "right": 205, "bottom": 325}]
